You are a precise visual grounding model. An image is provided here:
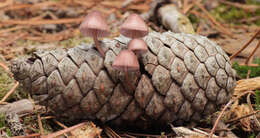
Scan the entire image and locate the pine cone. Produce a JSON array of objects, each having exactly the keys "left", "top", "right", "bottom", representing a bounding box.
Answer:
[{"left": 10, "top": 31, "right": 236, "bottom": 126}]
